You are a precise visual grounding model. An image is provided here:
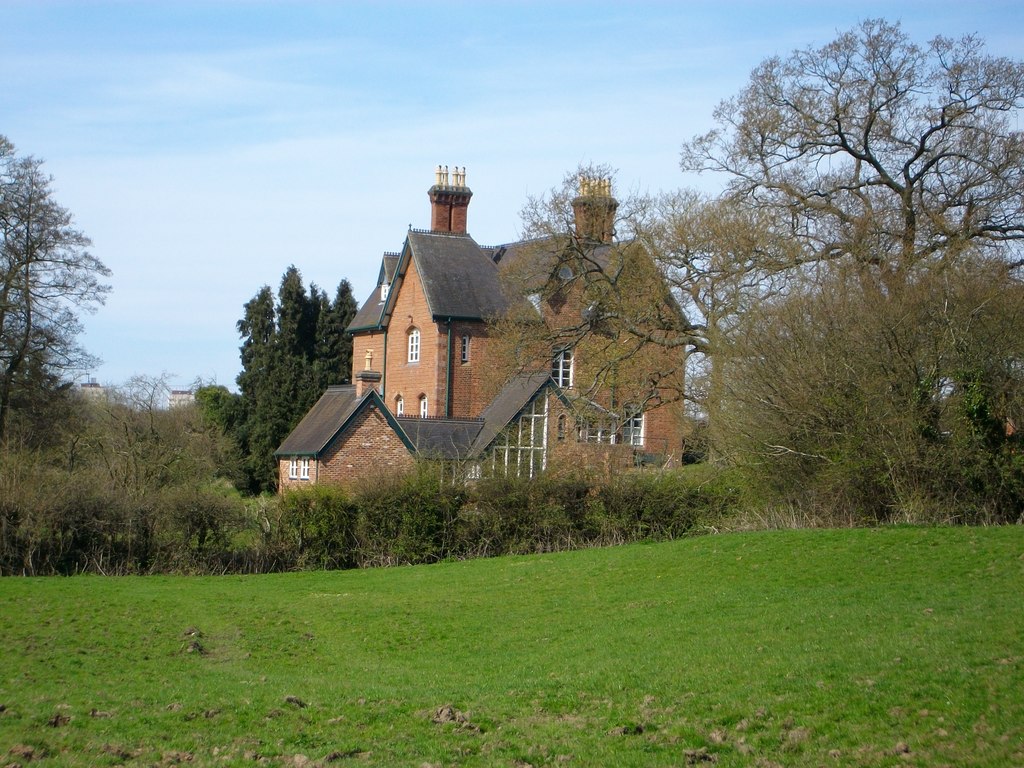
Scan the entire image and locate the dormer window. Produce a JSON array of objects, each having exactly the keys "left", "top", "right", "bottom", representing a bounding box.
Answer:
[
  {"left": 381, "top": 282, "right": 390, "bottom": 301},
  {"left": 408, "top": 328, "right": 420, "bottom": 363},
  {"left": 552, "top": 347, "right": 574, "bottom": 388}
]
